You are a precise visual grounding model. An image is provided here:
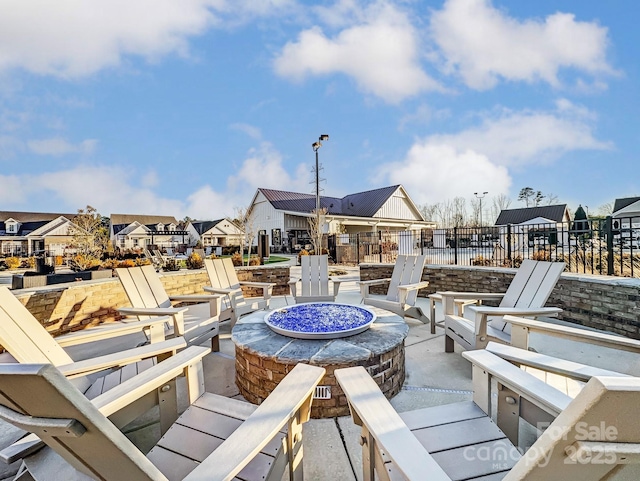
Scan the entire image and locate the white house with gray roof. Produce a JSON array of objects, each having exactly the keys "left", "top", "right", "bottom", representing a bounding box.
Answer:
[
  {"left": 186, "top": 218, "right": 243, "bottom": 248},
  {"left": 109, "top": 214, "right": 189, "bottom": 251},
  {"left": 246, "top": 185, "right": 434, "bottom": 250},
  {"left": 0, "top": 211, "right": 78, "bottom": 257}
]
